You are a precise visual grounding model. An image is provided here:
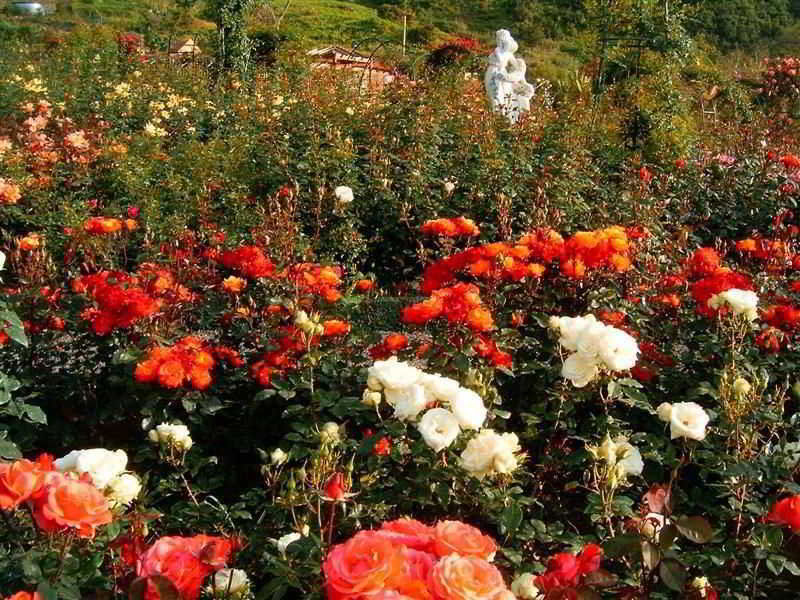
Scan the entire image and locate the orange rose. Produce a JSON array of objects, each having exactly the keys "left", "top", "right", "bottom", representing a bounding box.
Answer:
[
  {"left": 157, "top": 360, "right": 186, "bottom": 388},
  {"left": 427, "top": 555, "right": 509, "bottom": 600},
  {"left": 5, "top": 592, "right": 43, "bottom": 600},
  {"left": 355, "top": 279, "right": 375, "bottom": 292},
  {"left": 323, "top": 530, "right": 404, "bottom": 599},
  {"left": 432, "top": 520, "right": 497, "bottom": 560},
  {"left": 19, "top": 235, "right": 40, "bottom": 251},
  {"left": 323, "top": 320, "right": 351, "bottom": 337},
  {"left": 32, "top": 475, "right": 112, "bottom": 538},
  {"left": 0, "top": 459, "right": 44, "bottom": 510},
  {"left": 222, "top": 276, "right": 246, "bottom": 293},
  {"left": 465, "top": 307, "right": 493, "bottom": 332}
]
